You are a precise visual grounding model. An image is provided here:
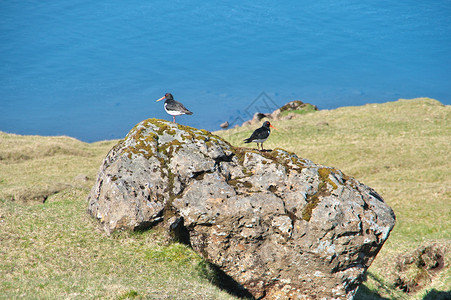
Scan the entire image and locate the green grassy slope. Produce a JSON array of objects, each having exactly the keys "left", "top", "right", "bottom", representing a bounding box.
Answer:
[{"left": 0, "top": 98, "right": 449, "bottom": 299}]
